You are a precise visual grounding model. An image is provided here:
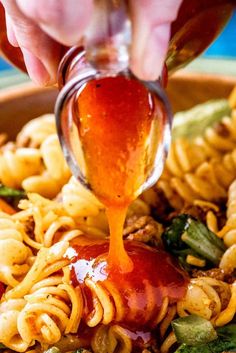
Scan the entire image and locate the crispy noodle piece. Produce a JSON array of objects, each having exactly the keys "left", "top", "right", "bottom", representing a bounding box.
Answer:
[{"left": 123, "top": 216, "right": 163, "bottom": 246}]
